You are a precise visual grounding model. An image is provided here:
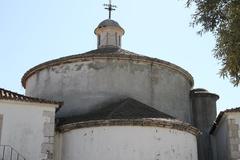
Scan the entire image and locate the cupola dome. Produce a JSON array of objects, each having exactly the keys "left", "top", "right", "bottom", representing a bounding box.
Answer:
[{"left": 94, "top": 19, "right": 125, "bottom": 49}]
